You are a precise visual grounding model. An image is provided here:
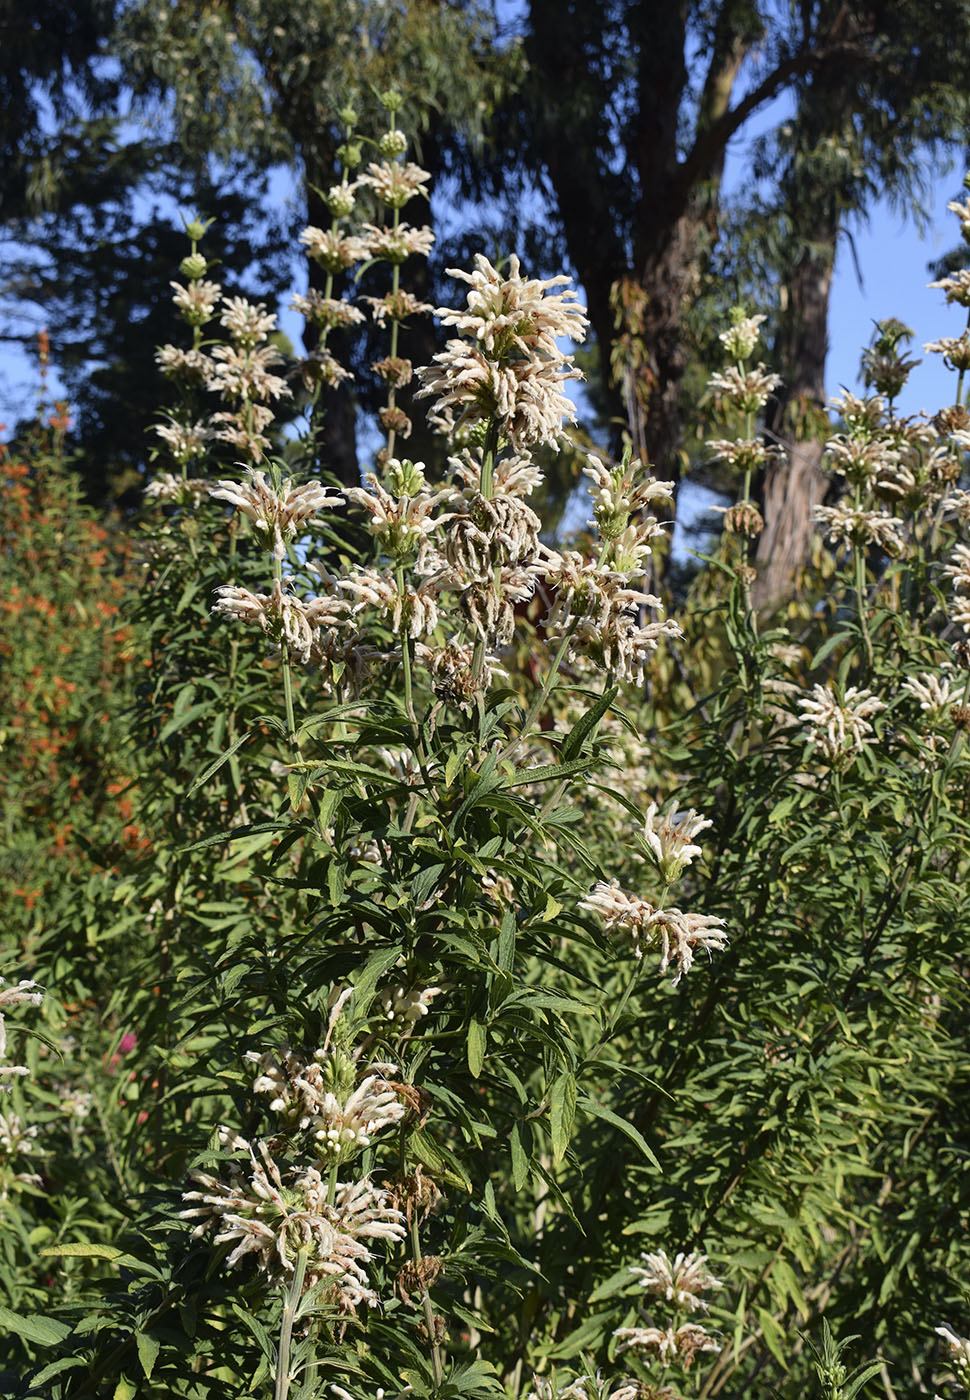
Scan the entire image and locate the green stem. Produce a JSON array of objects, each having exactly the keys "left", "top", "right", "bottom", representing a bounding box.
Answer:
[
  {"left": 273, "top": 555, "right": 302, "bottom": 756},
  {"left": 479, "top": 418, "right": 500, "bottom": 502},
  {"left": 853, "top": 484, "right": 874, "bottom": 674},
  {"left": 274, "top": 1248, "right": 310, "bottom": 1400},
  {"left": 498, "top": 618, "right": 578, "bottom": 765},
  {"left": 410, "top": 1213, "right": 444, "bottom": 1388}
]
